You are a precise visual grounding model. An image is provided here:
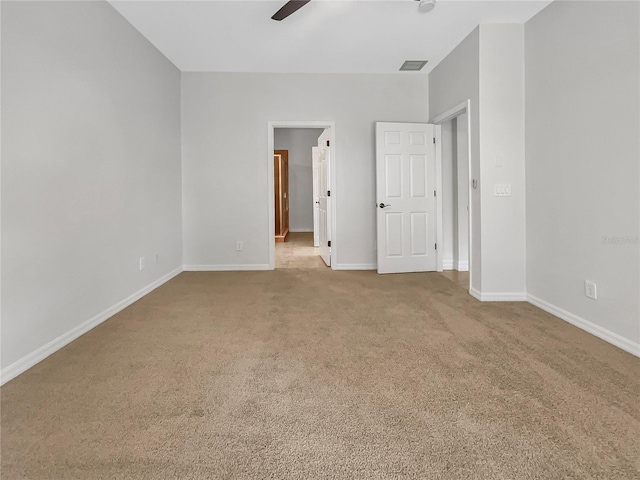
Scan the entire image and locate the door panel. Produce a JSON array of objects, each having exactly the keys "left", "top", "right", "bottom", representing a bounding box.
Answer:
[
  {"left": 312, "top": 146, "right": 320, "bottom": 247},
  {"left": 318, "top": 131, "right": 331, "bottom": 266},
  {"left": 410, "top": 212, "right": 428, "bottom": 255},
  {"left": 385, "top": 213, "right": 403, "bottom": 256},
  {"left": 376, "top": 123, "right": 437, "bottom": 274},
  {"left": 385, "top": 155, "right": 402, "bottom": 198},
  {"left": 283, "top": 153, "right": 289, "bottom": 235},
  {"left": 410, "top": 155, "right": 427, "bottom": 197}
]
